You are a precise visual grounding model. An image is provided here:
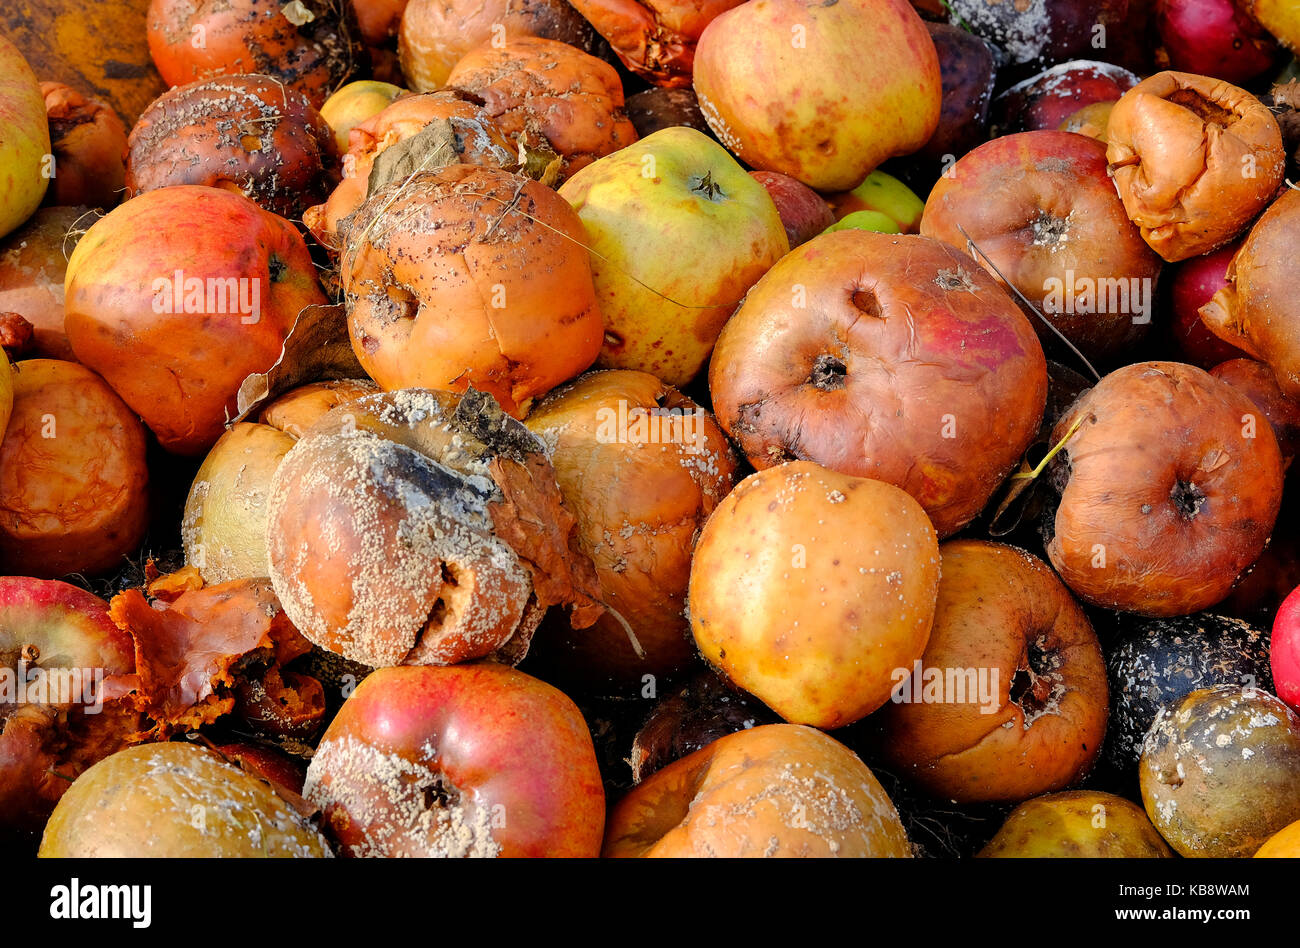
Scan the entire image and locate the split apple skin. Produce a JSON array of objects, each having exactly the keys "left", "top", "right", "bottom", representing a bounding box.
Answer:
[
  {"left": 692, "top": 0, "right": 941, "bottom": 191},
  {"left": 877, "top": 540, "right": 1108, "bottom": 805},
  {"left": 689, "top": 460, "right": 940, "bottom": 731},
  {"left": 305, "top": 663, "right": 606, "bottom": 858},
  {"left": 604, "top": 723, "right": 911, "bottom": 858}
]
